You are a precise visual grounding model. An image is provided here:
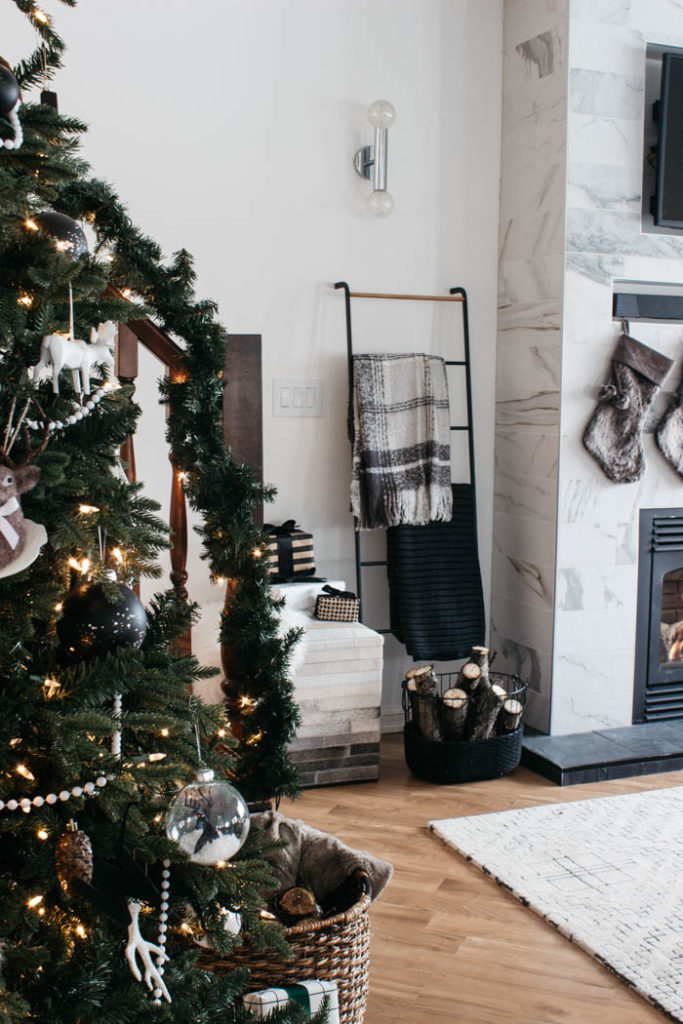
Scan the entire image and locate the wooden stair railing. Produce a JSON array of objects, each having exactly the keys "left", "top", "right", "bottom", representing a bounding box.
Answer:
[{"left": 111, "top": 294, "right": 190, "bottom": 655}]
